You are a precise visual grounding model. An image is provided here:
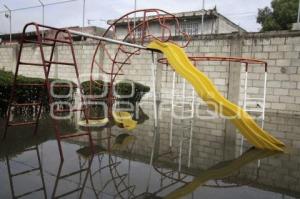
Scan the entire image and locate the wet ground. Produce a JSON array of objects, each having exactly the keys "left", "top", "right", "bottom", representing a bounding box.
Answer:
[{"left": 0, "top": 110, "right": 299, "bottom": 199}]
